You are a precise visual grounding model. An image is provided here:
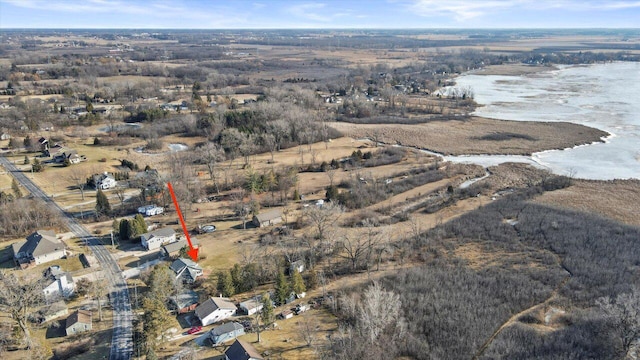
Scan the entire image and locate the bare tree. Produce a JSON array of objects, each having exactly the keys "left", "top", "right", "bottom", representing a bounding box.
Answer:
[
  {"left": 305, "top": 201, "right": 344, "bottom": 241},
  {"left": 198, "top": 142, "right": 225, "bottom": 193},
  {"left": 357, "top": 282, "right": 406, "bottom": 344},
  {"left": 297, "top": 314, "right": 319, "bottom": 347},
  {"left": 68, "top": 168, "right": 90, "bottom": 201},
  {"left": 0, "top": 271, "right": 43, "bottom": 349},
  {"left": 596, "top": 287, "right": 640, "bottom": 358}
]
